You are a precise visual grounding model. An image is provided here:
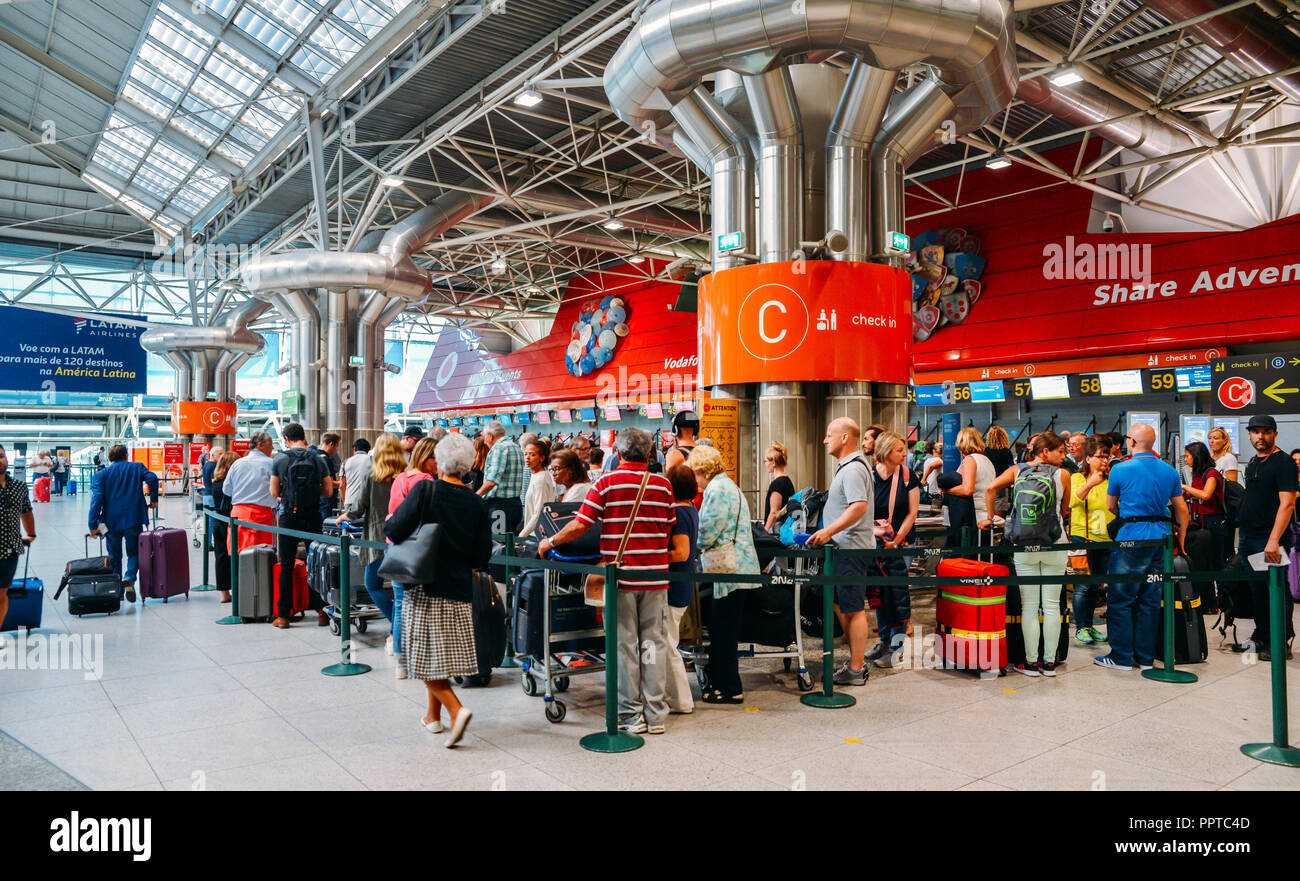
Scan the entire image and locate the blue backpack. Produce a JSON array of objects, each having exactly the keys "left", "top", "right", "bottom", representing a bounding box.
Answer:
[{"left": 778, "top": 487, "right": 827, "bottom": 545}]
